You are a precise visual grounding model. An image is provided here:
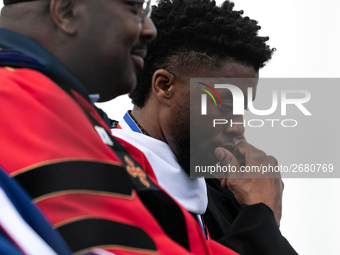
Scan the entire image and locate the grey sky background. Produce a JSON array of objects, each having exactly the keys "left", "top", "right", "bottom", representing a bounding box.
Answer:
[{"left": 1, "top": 1, "right": 339, "bottom": 254}]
